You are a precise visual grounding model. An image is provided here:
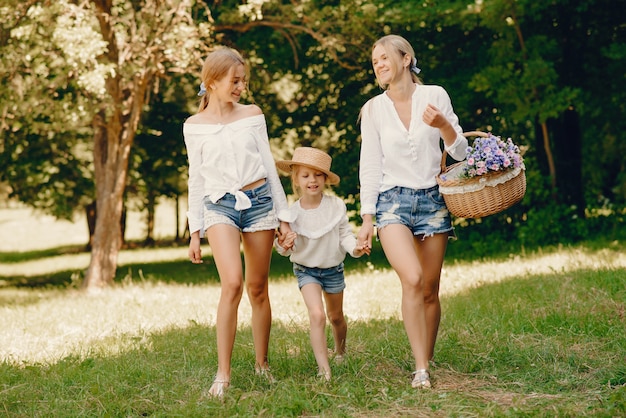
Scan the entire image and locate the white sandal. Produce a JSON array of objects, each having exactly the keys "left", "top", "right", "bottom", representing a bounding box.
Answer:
[
  {"left": 255, "top": 365, "right": 276, "bottom": 383},
  {"left": 411, "top": 369, "right": 431, "bottom": 389},
  {"left": 207, "top": 378, "right": 230, "bottom": 398}
]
